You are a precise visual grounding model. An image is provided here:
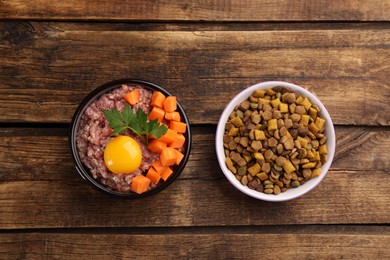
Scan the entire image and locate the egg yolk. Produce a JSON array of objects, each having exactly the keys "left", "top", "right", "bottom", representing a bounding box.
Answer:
[{"left": 104, "top": 136, "right": 142, "bottom": 174}]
